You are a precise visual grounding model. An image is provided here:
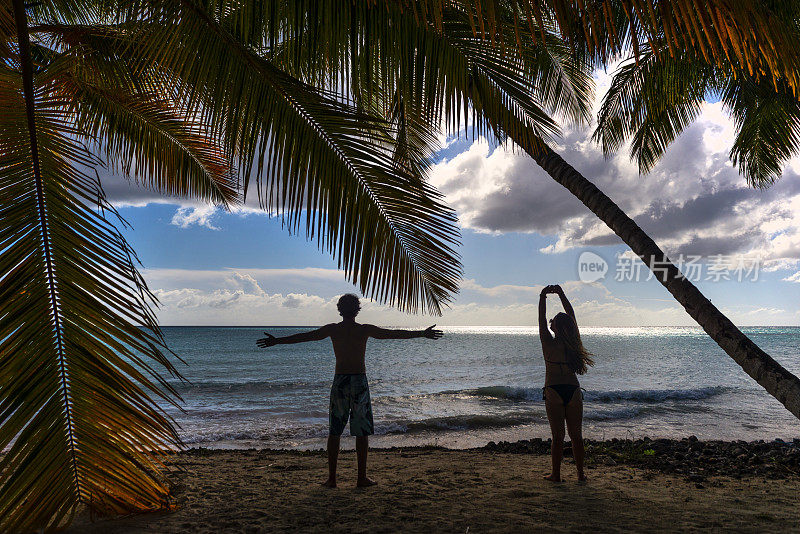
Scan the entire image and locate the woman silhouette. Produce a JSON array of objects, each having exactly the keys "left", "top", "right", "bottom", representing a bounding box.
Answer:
[{"left": 539, "top": 284, "right": 594, "bottom": 482}]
